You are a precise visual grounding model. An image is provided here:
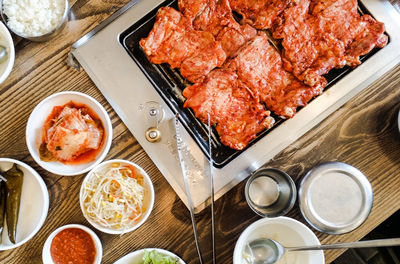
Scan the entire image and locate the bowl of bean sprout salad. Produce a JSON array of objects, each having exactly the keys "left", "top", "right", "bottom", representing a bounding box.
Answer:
[{"left": 79, "top": 159, "right": 155, "bottom": 234}]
